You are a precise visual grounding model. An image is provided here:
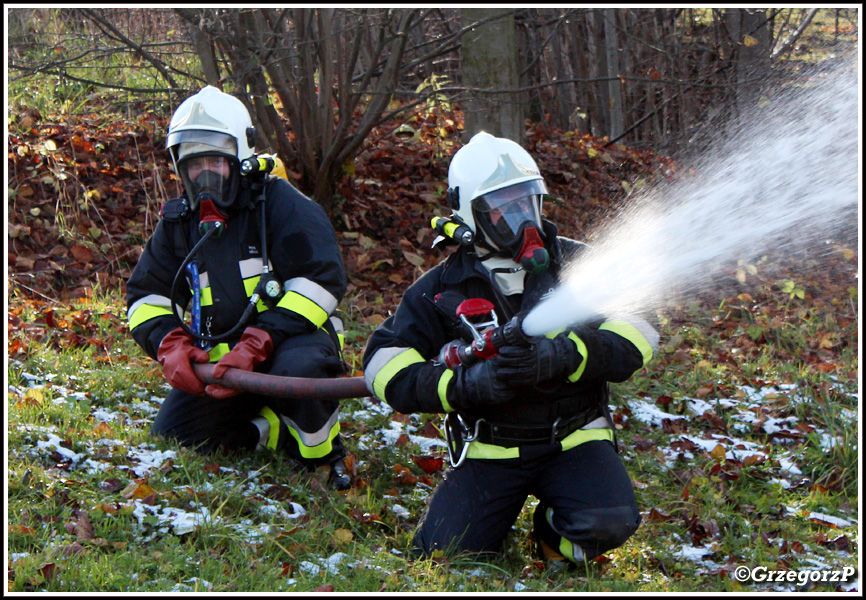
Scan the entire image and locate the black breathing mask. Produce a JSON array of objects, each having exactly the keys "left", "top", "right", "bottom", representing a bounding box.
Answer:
[
  {"left": 472, "top": 180, "right": 550, "bottom": 274},
  {"left": 178, "top": 154, "right": 240, "bottom": 211}
]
